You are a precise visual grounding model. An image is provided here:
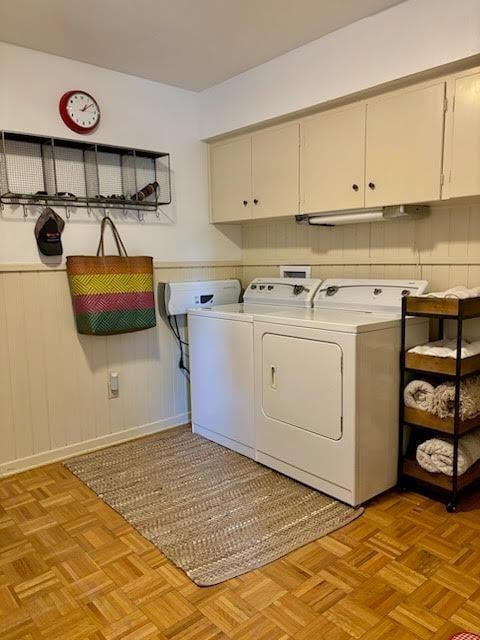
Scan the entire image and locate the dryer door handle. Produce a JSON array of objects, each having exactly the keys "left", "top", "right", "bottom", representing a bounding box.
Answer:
[{"left": 270, "top": 365, "right": 277, "bottom": 389}]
